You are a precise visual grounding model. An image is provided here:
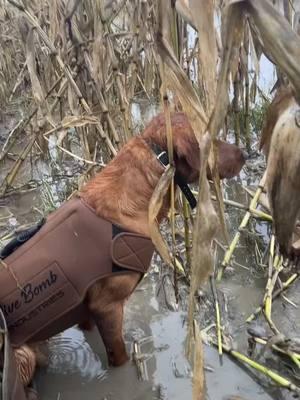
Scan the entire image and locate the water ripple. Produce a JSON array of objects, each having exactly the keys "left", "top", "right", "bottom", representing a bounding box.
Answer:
[{"left": 46, "top": 327, "right": 107, "bottom": 382}]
